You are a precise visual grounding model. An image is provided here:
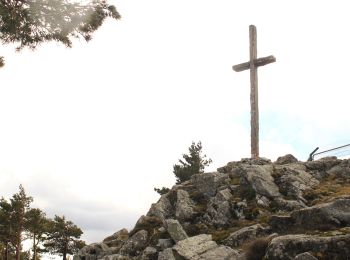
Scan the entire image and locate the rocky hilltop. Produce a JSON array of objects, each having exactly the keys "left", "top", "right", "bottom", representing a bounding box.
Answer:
[{"left": 74, "top": 155, "right": 350, "bottom": 260}]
